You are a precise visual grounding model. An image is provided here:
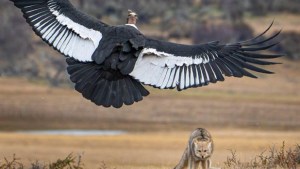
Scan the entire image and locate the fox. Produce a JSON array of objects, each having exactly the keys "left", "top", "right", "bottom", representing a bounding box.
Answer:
[{"left": 174, "top": 128, "right": 214, "bottom": 169}]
